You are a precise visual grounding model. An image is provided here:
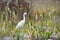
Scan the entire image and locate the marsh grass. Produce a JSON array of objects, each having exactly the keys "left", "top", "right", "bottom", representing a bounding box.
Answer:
[{"left": 0, "top": 0, "right": 60, "bottom": 40}]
